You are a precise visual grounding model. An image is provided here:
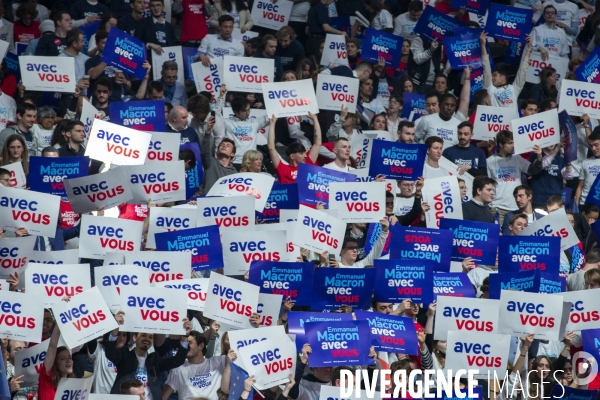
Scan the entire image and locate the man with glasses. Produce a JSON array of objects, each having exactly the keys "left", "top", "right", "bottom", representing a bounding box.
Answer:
[
  {"left": 415, "top": 93, "right": 461, "bottom": 149},
  {"left": 160, "top": 61, "right": 186, "bottom": 107},
  {"left": 531, "top": 5, "right": 570, "bottom": 59}
]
